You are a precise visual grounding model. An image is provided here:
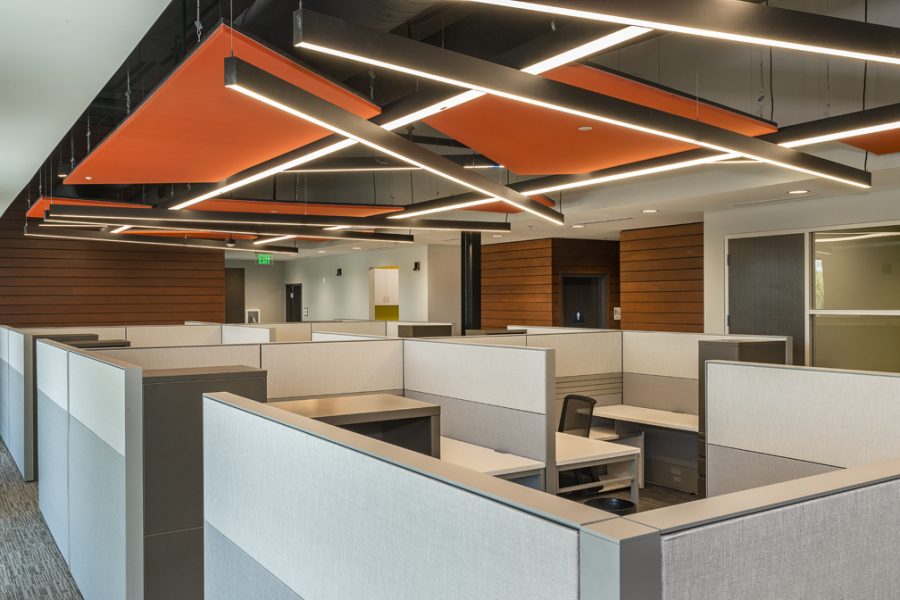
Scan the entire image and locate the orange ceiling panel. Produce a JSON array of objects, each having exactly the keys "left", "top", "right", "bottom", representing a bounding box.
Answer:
[
  {"left": 425, "top": 64, "right": 777, "bottom": 176},
  {"left": 25, "top": 197, "right": 152, "bottom": 219},
  {"left": 841, "top": 130, "right": 900, "bottom": 155},
  {"left": 65, "top": 25, "right": 379, "bottom": 185}
]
